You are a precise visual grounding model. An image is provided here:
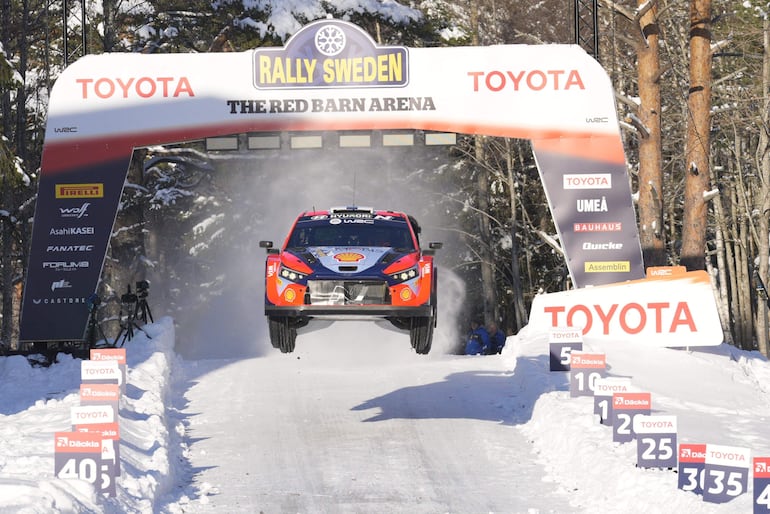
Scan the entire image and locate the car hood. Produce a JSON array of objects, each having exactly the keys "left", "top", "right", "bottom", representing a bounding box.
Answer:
[{"left": 292, "top": 246, "right": 403, "bottom": 275}]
